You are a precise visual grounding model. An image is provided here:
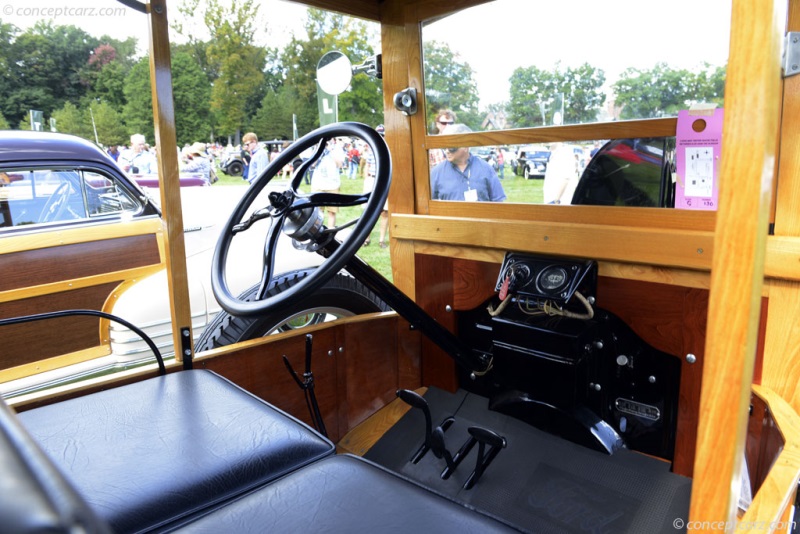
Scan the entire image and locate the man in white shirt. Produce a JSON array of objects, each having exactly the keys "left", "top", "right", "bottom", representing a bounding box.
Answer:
[{"left": 118, "top": 134, "right": 155, "bottom": 175}]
